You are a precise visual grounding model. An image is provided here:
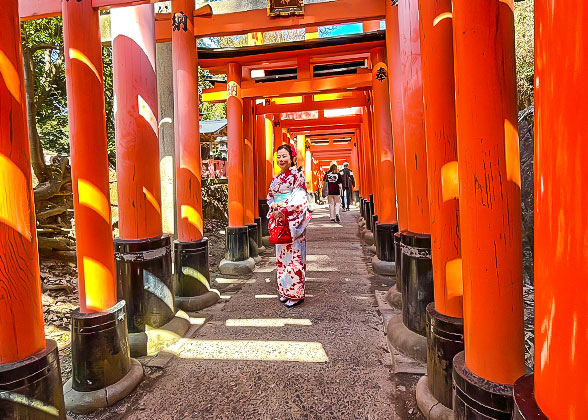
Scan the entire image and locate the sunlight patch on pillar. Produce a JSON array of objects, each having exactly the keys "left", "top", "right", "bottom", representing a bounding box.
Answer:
[
  {"left": 441, "top": 161, "right": 459, "bottom": 202},
  {"left": 504, "top": 119, "right": 521, "bottom": 188},
  {"left": 0, "top": 50, "right": 22, "bottom": 104},
  {"left": 0, "top": 391, "right": 59, "bottom": 417},
  {"left": 225, "top": 318, "right": 312, "bottom": 327},
  {"left": 445, "top": 258, "right": 463, "bottom": 300},
  {"left": 168, "top": 339, "right": 329, "bottom": 363},
  {"left": 144, "top": 270, "right": 174, "bottom": 313},
  {"left": 0, "top": 155, "right": 32, "bottom": 239},
  {"left": 433, "top": 12, "right": 452, "bottom": 27},
  {"left": 78, "top": 179, "right": 110, "bottom": 223},
  {"left": 138, "top": 94, "right": 158, "bottom": 135},
  {"left": 82, "top": 257, "right": 114, "bottom": 312},
  {"left": 181, "top": 205, "right": 203, "bottom": 231},
  {"left": 143, "top": 186, "right": 161, "bottom": 215},
  {"left": 182, "top": 266, "right": 211, "bottom": 290},
  {"left": 69, "top": 48, "right": 101, "bottom": 81}
]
